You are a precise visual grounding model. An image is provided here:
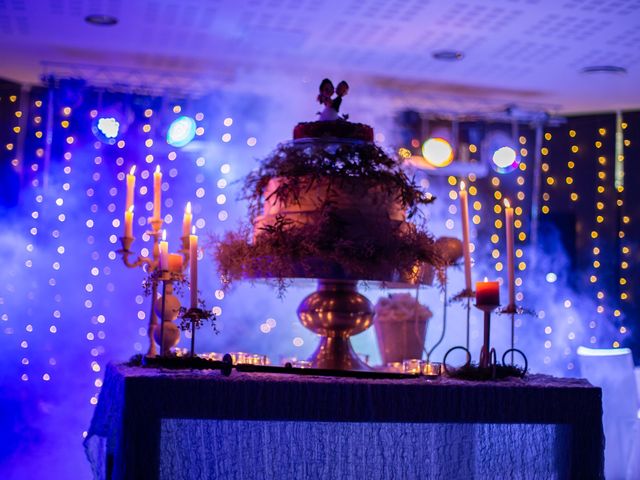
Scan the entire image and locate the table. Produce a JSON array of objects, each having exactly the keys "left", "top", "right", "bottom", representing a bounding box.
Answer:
[{"left": 85, "top": 363, "right": 604, "bottom": 479}]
